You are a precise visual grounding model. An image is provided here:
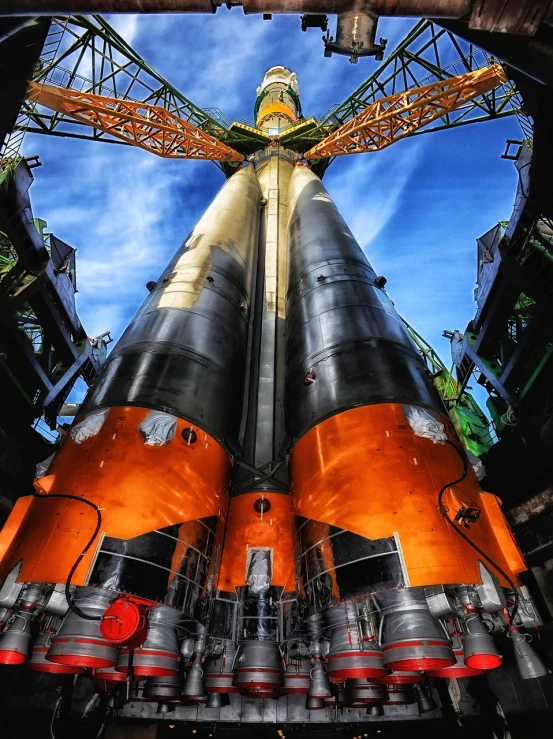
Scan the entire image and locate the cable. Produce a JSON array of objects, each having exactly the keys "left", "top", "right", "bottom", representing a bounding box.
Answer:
[
  {"left": 437, "top": 439, "right": 520, "bottom": 626},
  {"left": 32, "top": 489, "right": 103, "bottom": 621}
]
